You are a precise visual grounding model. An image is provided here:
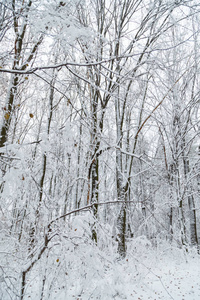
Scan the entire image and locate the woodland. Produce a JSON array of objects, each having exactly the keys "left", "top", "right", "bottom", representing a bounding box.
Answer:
[{"left": 0, "top": 0, "right": 200, "bottom": 299}]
